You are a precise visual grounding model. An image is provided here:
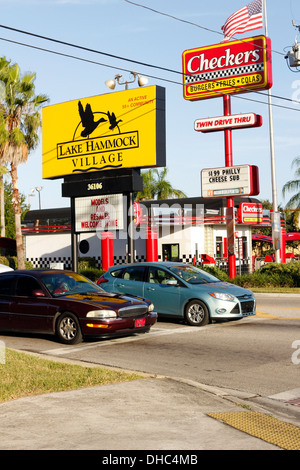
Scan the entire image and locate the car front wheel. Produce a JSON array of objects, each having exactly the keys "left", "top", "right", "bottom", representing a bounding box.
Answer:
[
  {"left": 56, "top": 312, "right": 83, "bottom": 344},
  {"left": 185, "top": 300, "right": 209, "bottom": 327}
]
